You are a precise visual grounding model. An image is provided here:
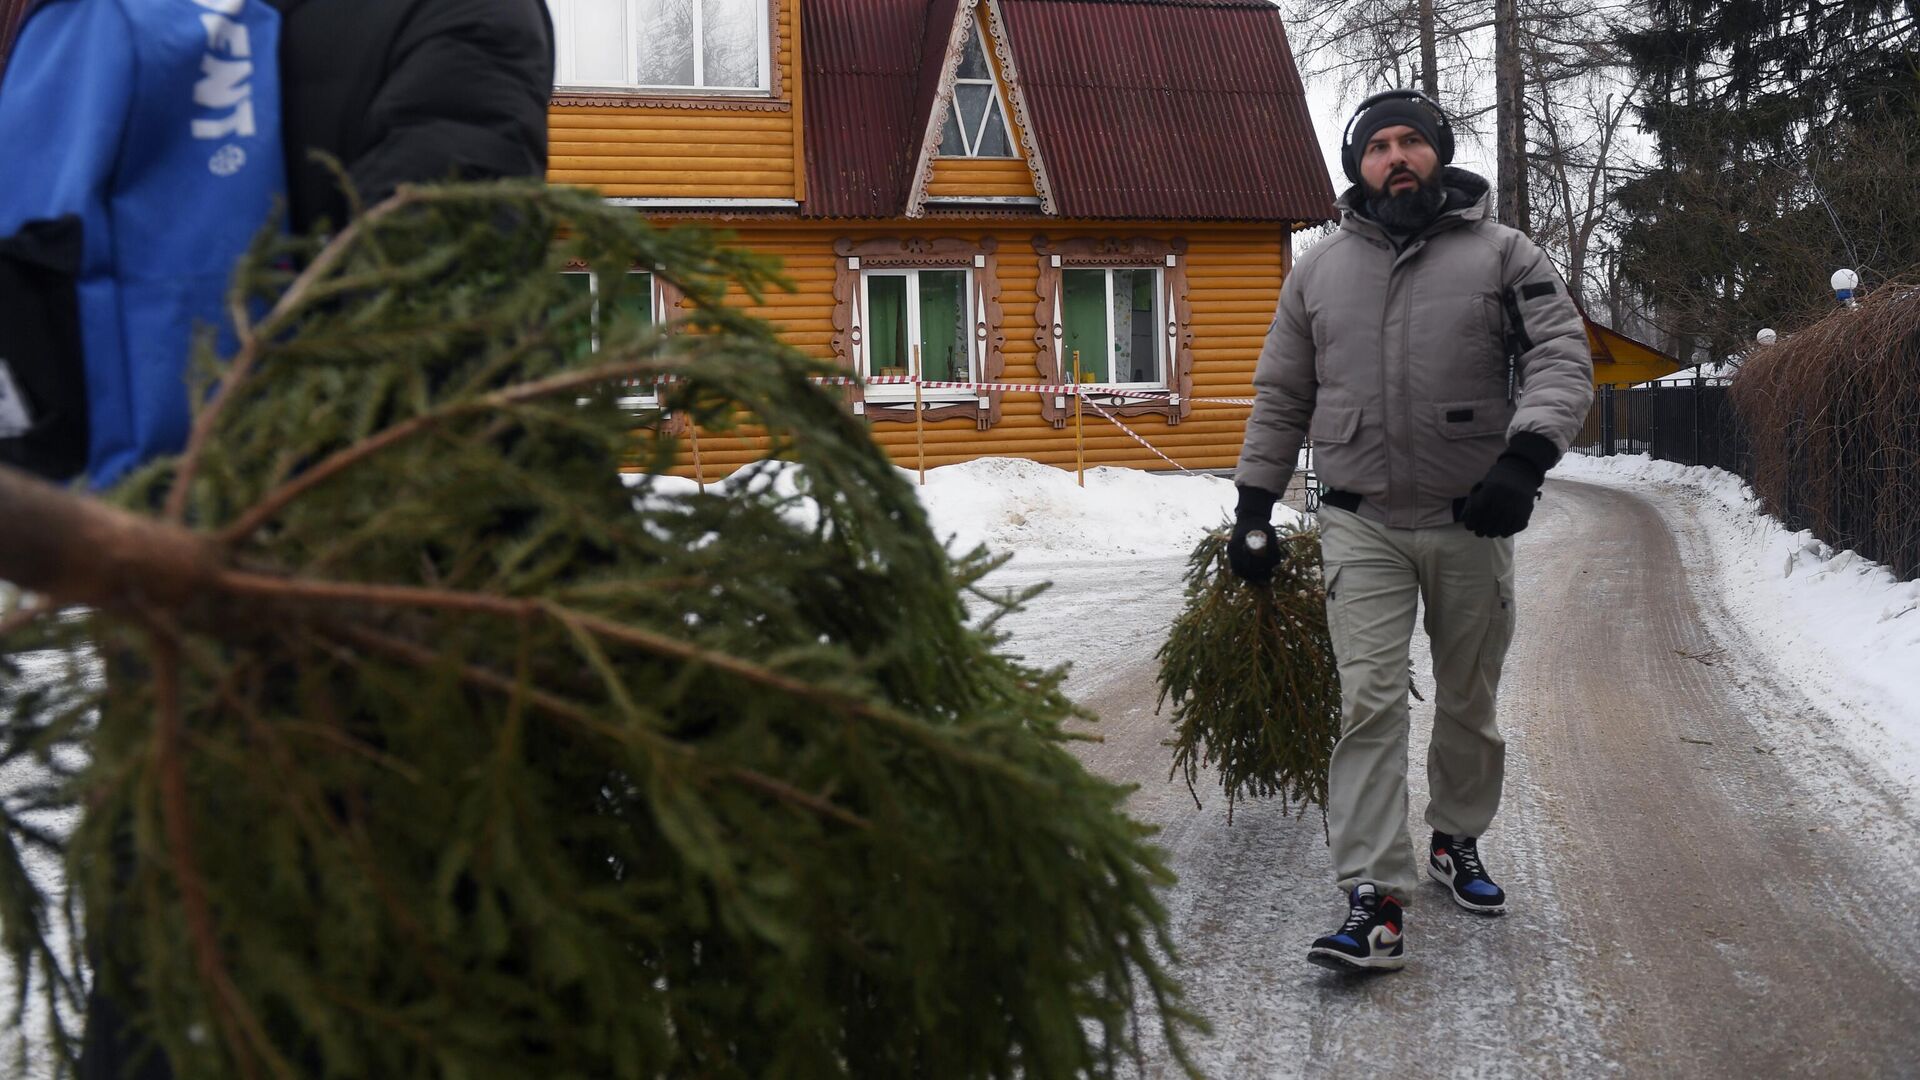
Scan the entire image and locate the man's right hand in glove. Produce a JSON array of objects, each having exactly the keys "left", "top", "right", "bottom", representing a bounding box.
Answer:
[
  {"left": 1460, "top": 431, "right": 1559, "bottom": 539},
  {"left": 1227, "top": 484, "right": 1282, "bottom": 584}
]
